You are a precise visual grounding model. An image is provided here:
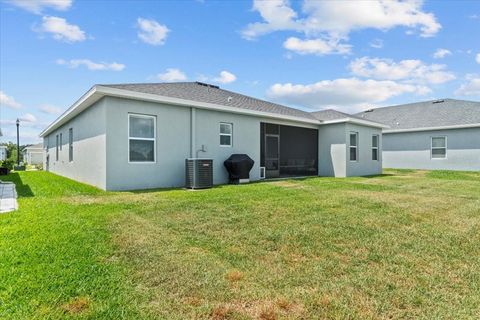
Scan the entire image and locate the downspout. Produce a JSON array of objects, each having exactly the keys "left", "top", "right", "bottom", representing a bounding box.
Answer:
[{"left": 190, "top": 107, "right": 196, "bottom": 158}]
